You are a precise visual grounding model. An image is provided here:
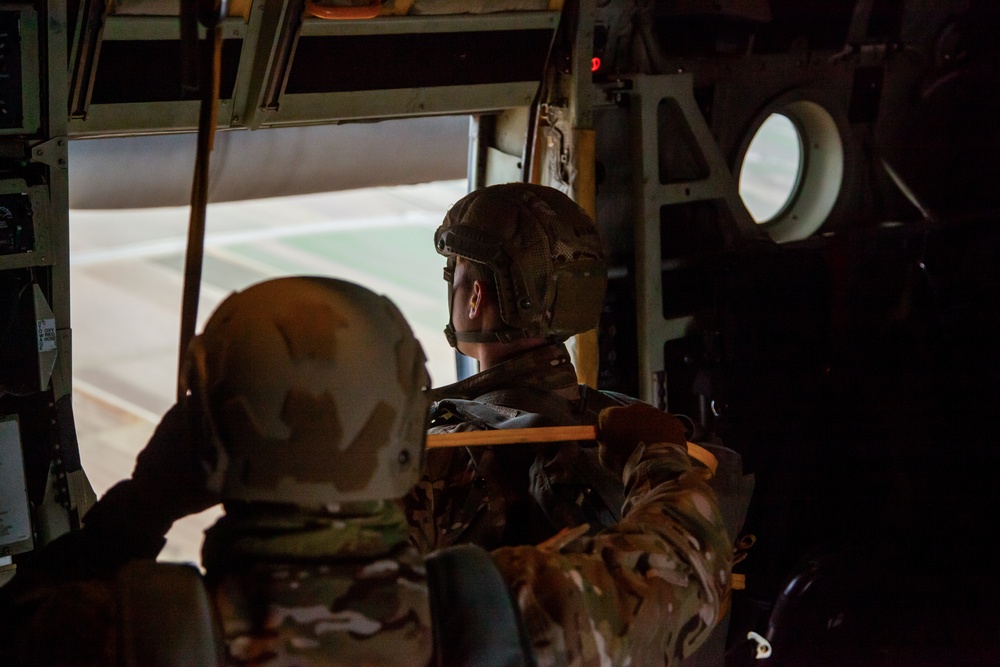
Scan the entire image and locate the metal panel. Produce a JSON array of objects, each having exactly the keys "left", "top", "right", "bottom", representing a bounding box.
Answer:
[
  {"left": 69, "top": 99, "right": 231, "bottom": 136},
  {"left": 0, "top": 4, "right": 40, "bottom": 136},
  {"left": 261, "top": 83, "right": 538, "bottom": 126},
  {"left": 299, "top": 10, "right": 559, "bottom": 36},
  {"left": 630, "top": 73, "right": 755, "bottom": 402},
  {"left": 102, "top": 15, "right": 247, "bottom": 40},
  {"left": 69, "top": 5, "right": 558, "bottom": 136}
]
